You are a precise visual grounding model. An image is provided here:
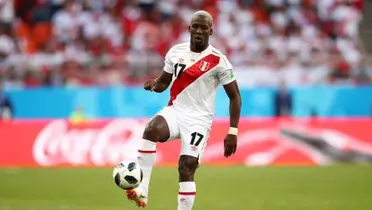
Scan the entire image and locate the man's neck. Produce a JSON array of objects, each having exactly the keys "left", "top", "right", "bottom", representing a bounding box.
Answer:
[{"left": 190, "top": 44, "right": 209, "bottom": 53}]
